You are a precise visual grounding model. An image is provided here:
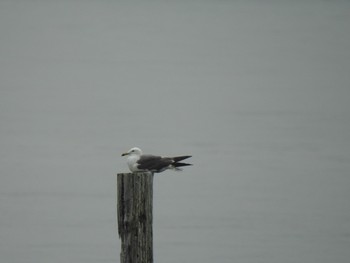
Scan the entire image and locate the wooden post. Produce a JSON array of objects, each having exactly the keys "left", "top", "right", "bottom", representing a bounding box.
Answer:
[{"left": 117, "top": 172, "right": 154, "bottom": 263}]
